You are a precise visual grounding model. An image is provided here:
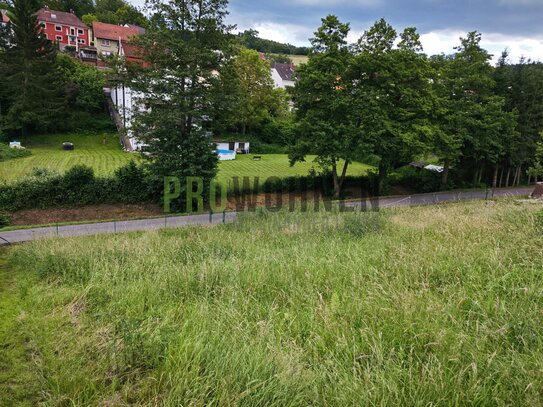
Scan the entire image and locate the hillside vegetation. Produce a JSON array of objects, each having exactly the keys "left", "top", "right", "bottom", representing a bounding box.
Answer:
[{"left": 2, "top": 201, "right": 543, "bottom": 405}]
